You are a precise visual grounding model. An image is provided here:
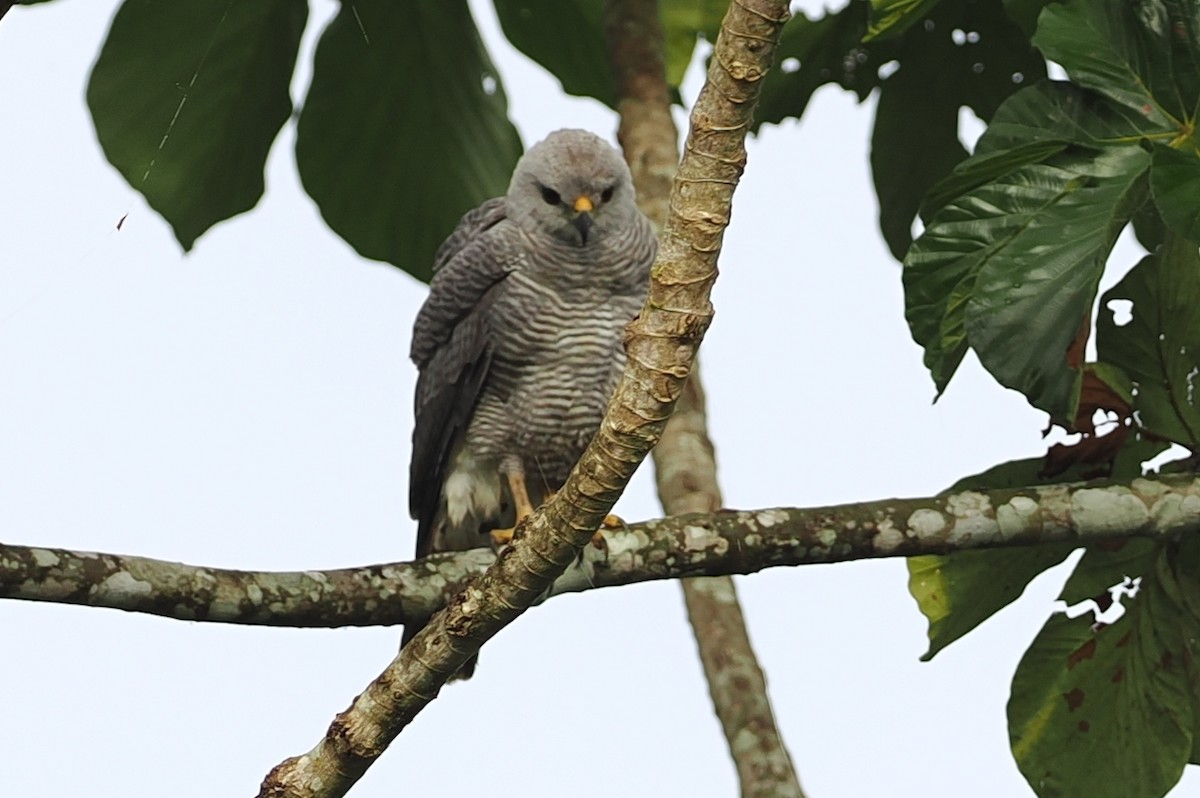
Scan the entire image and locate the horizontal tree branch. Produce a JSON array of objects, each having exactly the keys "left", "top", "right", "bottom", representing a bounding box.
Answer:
[{"left": 6, "top": 475, "right": 1198, "bottom": 627}]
